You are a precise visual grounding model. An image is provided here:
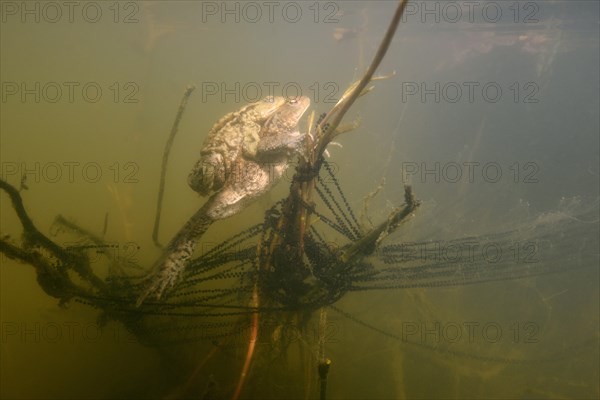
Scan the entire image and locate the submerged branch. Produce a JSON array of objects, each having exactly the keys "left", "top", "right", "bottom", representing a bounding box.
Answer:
[
  {"left": 341, "top": 185, "right": 419, "bottom": 263},
  {"left": 0, "top": 179, "right": 71, "bottom": 262},
  {"left": 0, "top": 179, "right": 101, "bottom": 301}
]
